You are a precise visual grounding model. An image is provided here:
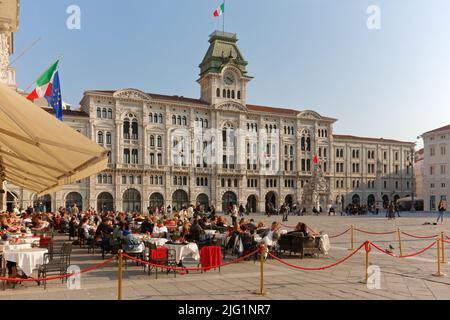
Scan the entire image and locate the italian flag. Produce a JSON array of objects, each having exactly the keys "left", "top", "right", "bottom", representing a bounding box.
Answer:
[
  {"left": 26, "top": 60, "right": 59, "bottom": 101},
  {"left": 213, "top": 3, "right": 225, "bottom": 17}
]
